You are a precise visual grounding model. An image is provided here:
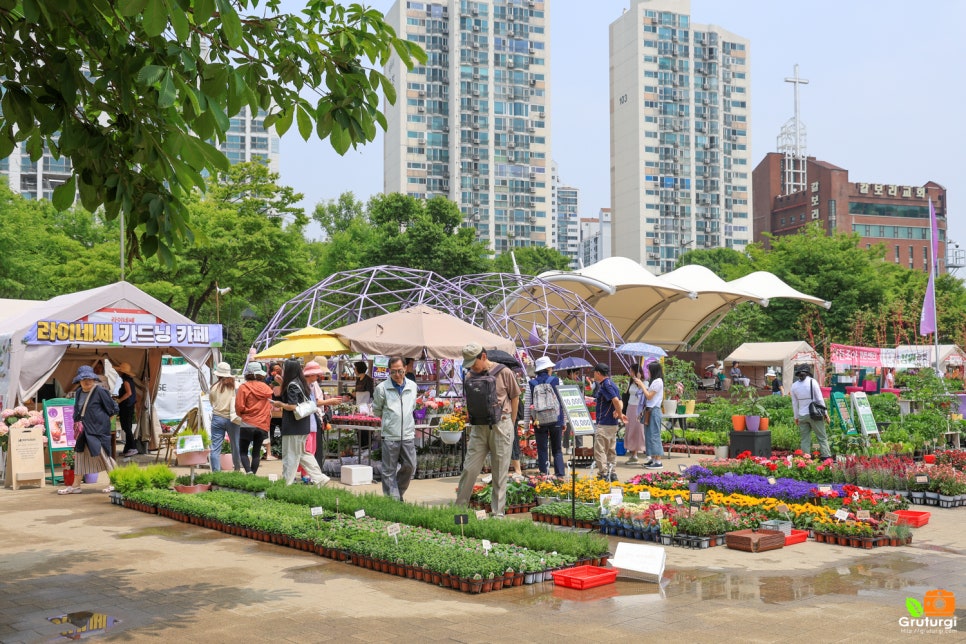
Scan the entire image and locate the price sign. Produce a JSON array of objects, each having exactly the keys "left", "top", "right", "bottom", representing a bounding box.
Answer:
[
  {"left": 653, "top": 509, "right": 664, "bottom": 520},
  {"left": 834, "top": 508, "right": 849, "bottom": 521},
  {"left": 674, "top": 495, "right": 684, "bottom": 506},
  {"left": 690, "top": 492, "right": 704, "bottom": 505},
  {"left": 915, "top": 474, "right": 929, "bottom": 484},
  {"left": 639, "top": 490, "right": 651, "bottom": 500},
  {"left": 818, "top": 485, "right": 832, "bottom": 494},
  {"left": 454, "top": 514, "right": 469, "bottom": 525},
  {"left": 387, "top": 523, "right": 401, "bottom": 537},
  {"left": 883, "top": 512, "right": 899, "bottom": 524},
  {"left": 767, "top": 477, "right": 776, "bottom": 485},
  {"left": 776, "top": 504, "right": 790, "bottom": 515},
  {"left": 481, "top": 539, "right": 492, "bottom": 554},
  {"left": 610, "top": 487, "right": 624, "bottom": 504},
  {"left": 856, "top": 510, "right": 871, "bottom": 520},
  {"left": 475, "top": 510, "right": 488, "bottom": 521},
  {"left": 354, "top": 509, "right": 366, "bottom": 519},
  {"left": 310, "top": 506, "right": 325, "bottom": 517},
  {"left": 268, "top": 474, "right": 278, "bottom": 482}
]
